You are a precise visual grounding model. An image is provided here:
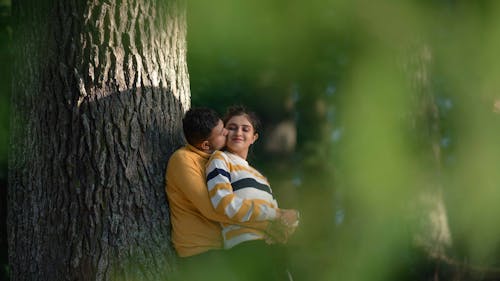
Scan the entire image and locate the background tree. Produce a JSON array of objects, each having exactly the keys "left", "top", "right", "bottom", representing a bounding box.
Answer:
[{"left": 8, "top": 0, "right": 189, "bottom": 280}]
